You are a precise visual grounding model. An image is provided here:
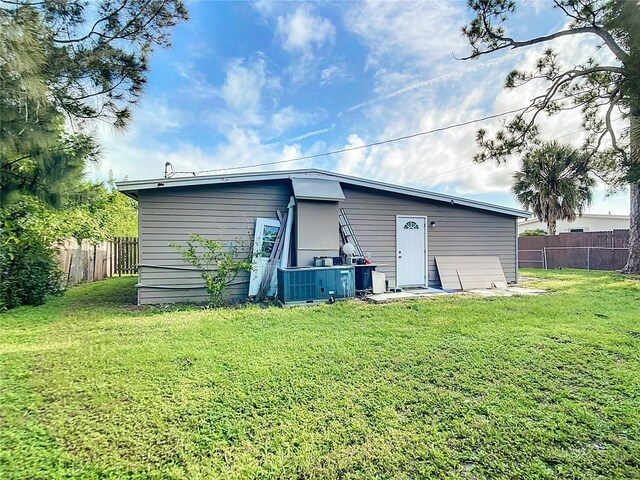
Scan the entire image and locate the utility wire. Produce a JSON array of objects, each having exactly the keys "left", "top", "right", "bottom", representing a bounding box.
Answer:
[
  {"left": 172, "top": 106, "right": 529, "bottom": 176},
  {"left": 172, "top": 98, "right": 627, "bottom": 178}
]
